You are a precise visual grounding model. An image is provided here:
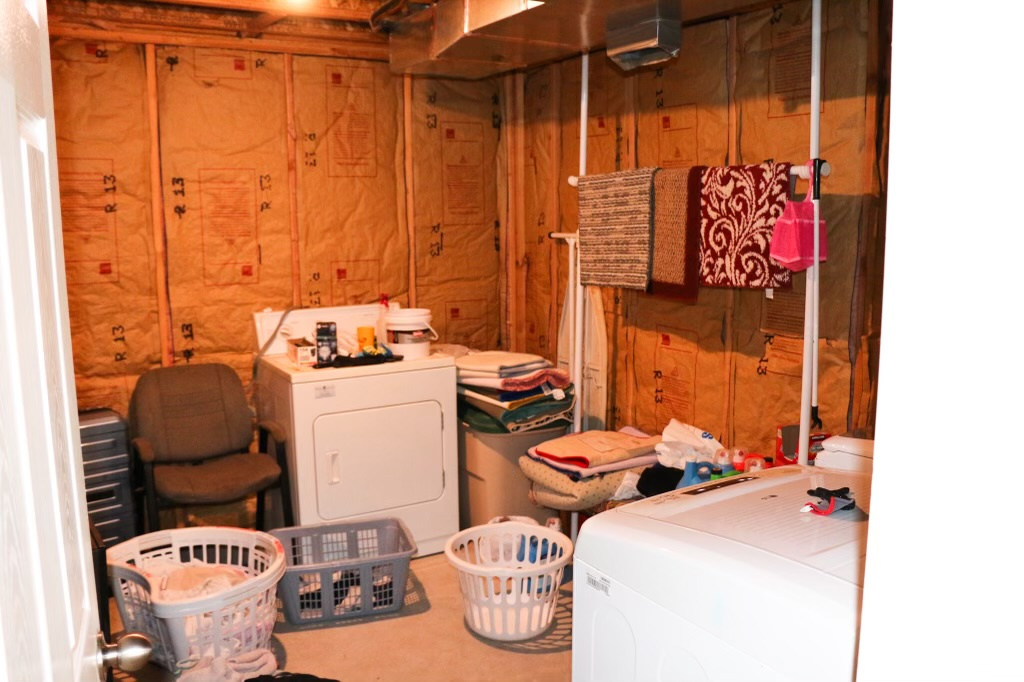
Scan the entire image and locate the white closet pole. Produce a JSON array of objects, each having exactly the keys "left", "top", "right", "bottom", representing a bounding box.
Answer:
[
  {"left": 549, "top": 51, "right": 590, "bottom": 543},
  {"left": 573, "top": 52, "right": 589, "bottom": 436},
  {"left": 798, "top": 0, "right": 823, "bottom": 466},
  {"left": 810, "top": 0, "right": 824, "bottom": 439},
  {"left": 566, "top": 235, "right": 578, "bottom": 405},
  {"left": 566, "top": 52, "right": 591, "bottom": 544}
]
